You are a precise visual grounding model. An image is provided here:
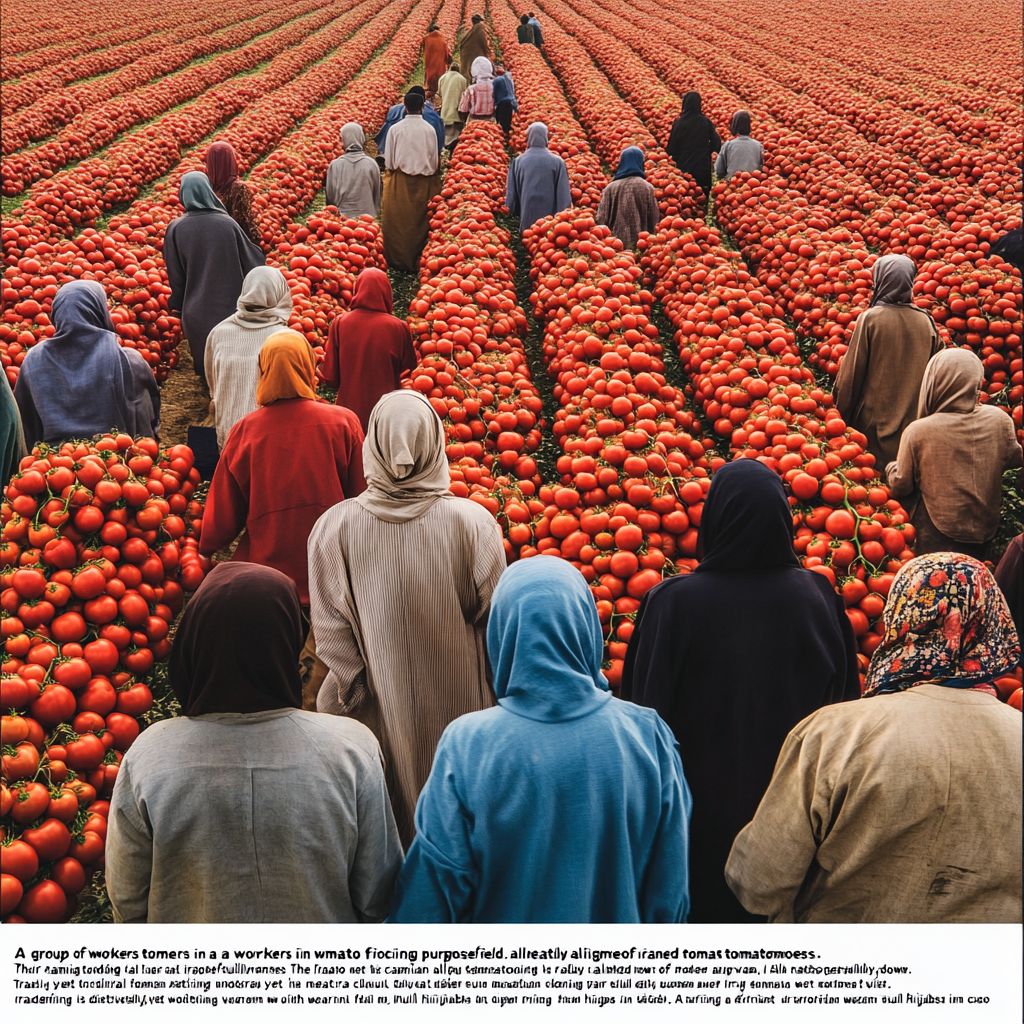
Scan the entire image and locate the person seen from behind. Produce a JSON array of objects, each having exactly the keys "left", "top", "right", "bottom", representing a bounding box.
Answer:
[
  {"left": 205, "top": 265, "right": 293, "bottom": 450},
  {"left": 459, "top": 13, "right": 491, "bottom": 82},
  {"left": 106, "top": 562, "right": 402, "bottom": 923},
  {"left": 491, "top": 66, "right": 518, "bottom": 138},
  {"left": 423, "top": 23, "right": 449, "bottom": 98},
  {"left": 325, "top": 122, "right": 381, "bottom": 219},
  {"left": 15, "top": 280, "right": 159, "bottom": 448},
  {"left": 375, "top": 85, "right": 444, "bottom": 161},
  {"left": 516, "top": 14, "right": 535, "bottom": 44},
  {"left": 164, "top": 171, "right": 264, "bottom": 385},
  {"left": 726, "top": 553, "right": 1022, "bottom": 923},
  {"left": 886, "top": 348, "right": 1021, "bottom": 558},
  {"left": 622, "top": 459, "right": 859, "bottom": 923},
  {"left": 388, "top": 557, "right": 691, "bottom": 923},
  {"left": 436, "top": 61, "right": 468, "bottom": 152},
  {"left": 595, "top": 146, "right": 661, "bottom": 250},
  {"left": 834, "top": 253, "right": 944, "bottom": 467},
  {"left": 458, "top": 56, "right": 497, "bottom": 121},
  {"left": 310, "top": 390, "right": 506, "bottom": 848},
  {"left": 506, "top": 122, "right": 572, "bottom": 233},
  {"left": 381, "top": 91, "right": 442, "bottom": 272},
  {"left": 665, "top": 91, "right": 722, "bottom": 200},
  {"left": 204, "top": 141, "right": 261, "bottom": 246},
  {"left": 714, "top": 110, "right": 763, "bottom": 180},
  {"left": 528, "top": 12, "right": 543, "bottom": 46},
  {"left": 320, "top": 268, "right": 416, "bottom": 434}
]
